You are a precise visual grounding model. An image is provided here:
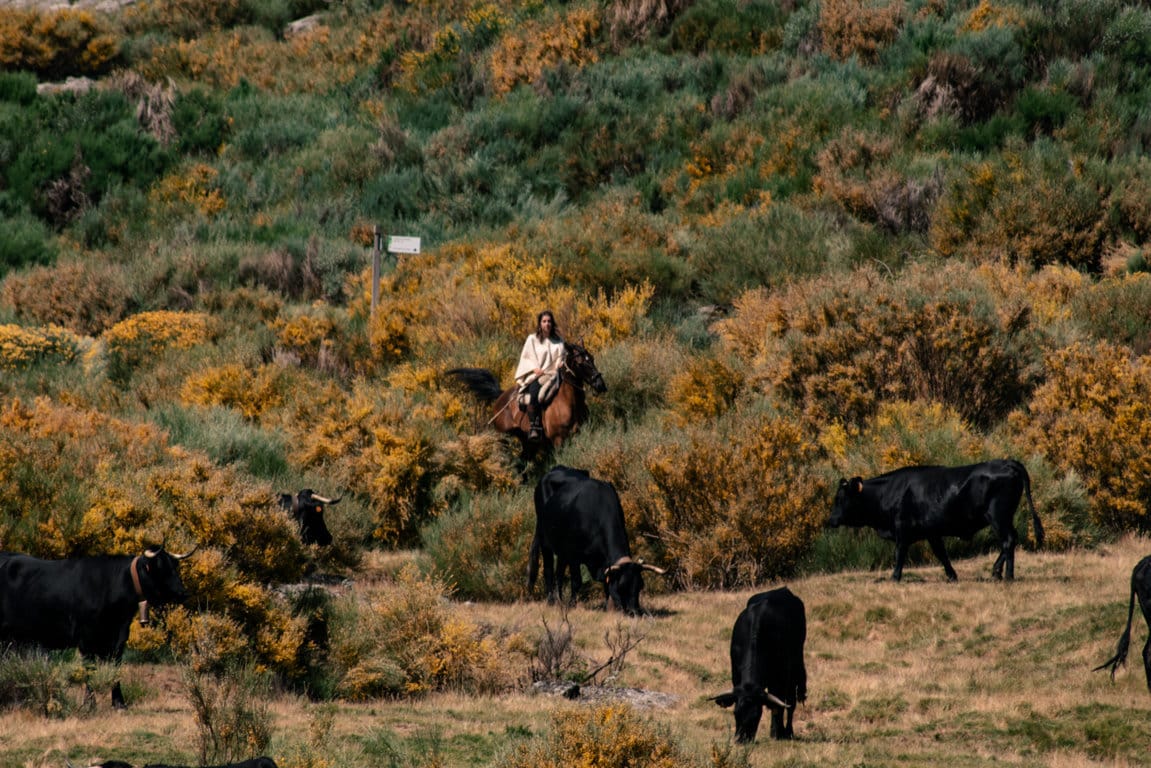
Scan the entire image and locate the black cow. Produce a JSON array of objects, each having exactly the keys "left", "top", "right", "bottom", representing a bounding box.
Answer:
[
  {"left": 1094, "top": 555, "right": 1151, "bottom": 690},
  {"left": 76, "top": 759, "right": 278, "bottom": 768},
  {"left": 827, "top": 458, "right": 1044, "bottom": 581},
  {"left": 710, "top": 587, "right": 807, "bottom": 742},
  {"left": 278, "top": 489, "right": 338, "bottom": 546},
  {"left": 0, "top": 545, "right": 194, "bottom": 707},
  {"left": 528, "top": 465, "right": 664, "bottom": 616}
]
